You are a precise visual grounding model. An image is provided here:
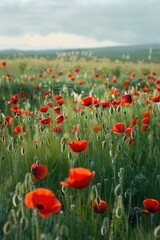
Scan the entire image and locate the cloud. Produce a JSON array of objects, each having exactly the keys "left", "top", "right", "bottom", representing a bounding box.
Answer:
[{"left": 0, "top": 33, "right": 124, "bottom": 49}]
